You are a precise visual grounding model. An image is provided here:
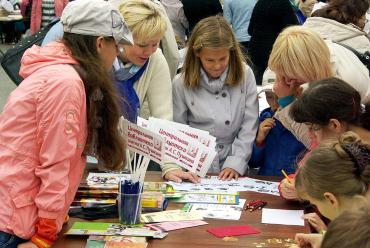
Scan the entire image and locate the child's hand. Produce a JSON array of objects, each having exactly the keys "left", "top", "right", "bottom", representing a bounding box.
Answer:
[
  {"left": 280, "top": 178, "right": 298, "bottom": 200},
  {"left": 256, "top": 118, "right": 275, "bottom": 146},
  {"left": 303, "top": 213, "right": 327, "bottom": 233},
  {"left": 295, "top": 233, "right": 323, "bottom": 248},
  {"left": 164, "top": 169, "right": 200, "bottom": 183},
  {"left": 219, "top": 168, "right": 240, "bottom": 181},
  {"left": 17, "top": 242, "right": 38, "bottom": 248}
]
